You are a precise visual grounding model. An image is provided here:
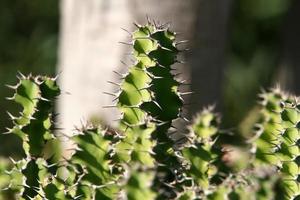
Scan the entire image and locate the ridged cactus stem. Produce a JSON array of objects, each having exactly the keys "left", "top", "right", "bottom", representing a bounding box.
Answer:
[
  {"left": 253, "top": 88, "right": 287, "bottom": 165},
  {"left": 272, "top": 100, "right": 300, "bottom": 199},
  {"left": 253, "top": 89, "right": 300, "bottom": 199},
  {"left": 5, "top": 74, "right": 61, "bottom": 199},
  {"left": 179, "top": 107, "right": 220, "bottom": 197},
  {"left": 115, "top": 20, "right": 184, "bottom": 198}
]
